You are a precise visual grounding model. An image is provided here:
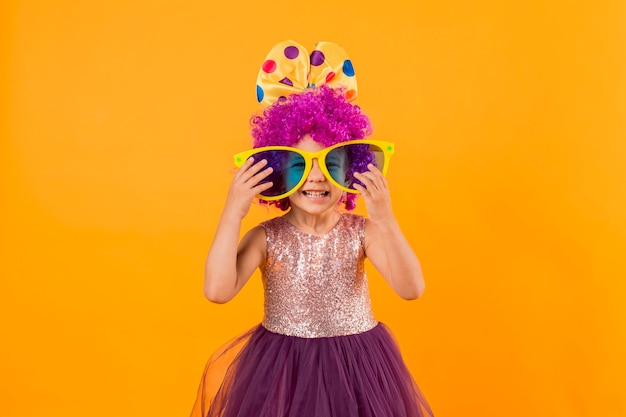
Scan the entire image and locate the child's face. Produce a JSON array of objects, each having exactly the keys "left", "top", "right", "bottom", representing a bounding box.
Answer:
[{"left": 286, "top": 135, "right": 344, "bottom": 214}]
